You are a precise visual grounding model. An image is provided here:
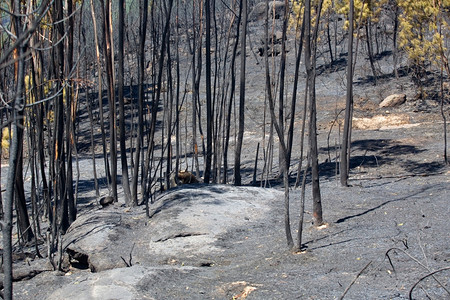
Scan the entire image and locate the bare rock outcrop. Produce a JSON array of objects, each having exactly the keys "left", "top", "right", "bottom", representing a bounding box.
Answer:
[
  {"left": 248, "top": 1, "right": 287, "bottom": 22},
  {"left": 62, "top": 209, "right": 125, "bottom": 272},
  {"left": 9, "top": 185, "right": 282, "bottom": 299},
  {"left": 379, "top": 93, "right": 407, "bottom": 108},
  {"left": 62, "top": 185, "right": 281, "bottom": 274}
]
